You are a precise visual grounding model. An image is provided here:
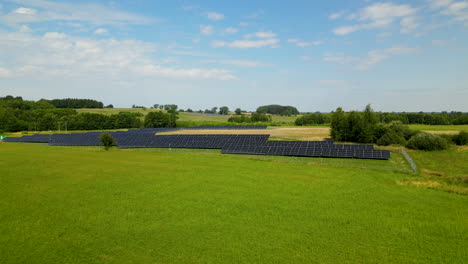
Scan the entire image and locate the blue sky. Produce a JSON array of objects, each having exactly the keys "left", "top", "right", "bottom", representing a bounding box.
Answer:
[{"left": 0, "top": 0, "right": 467, "bottom": 112}]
